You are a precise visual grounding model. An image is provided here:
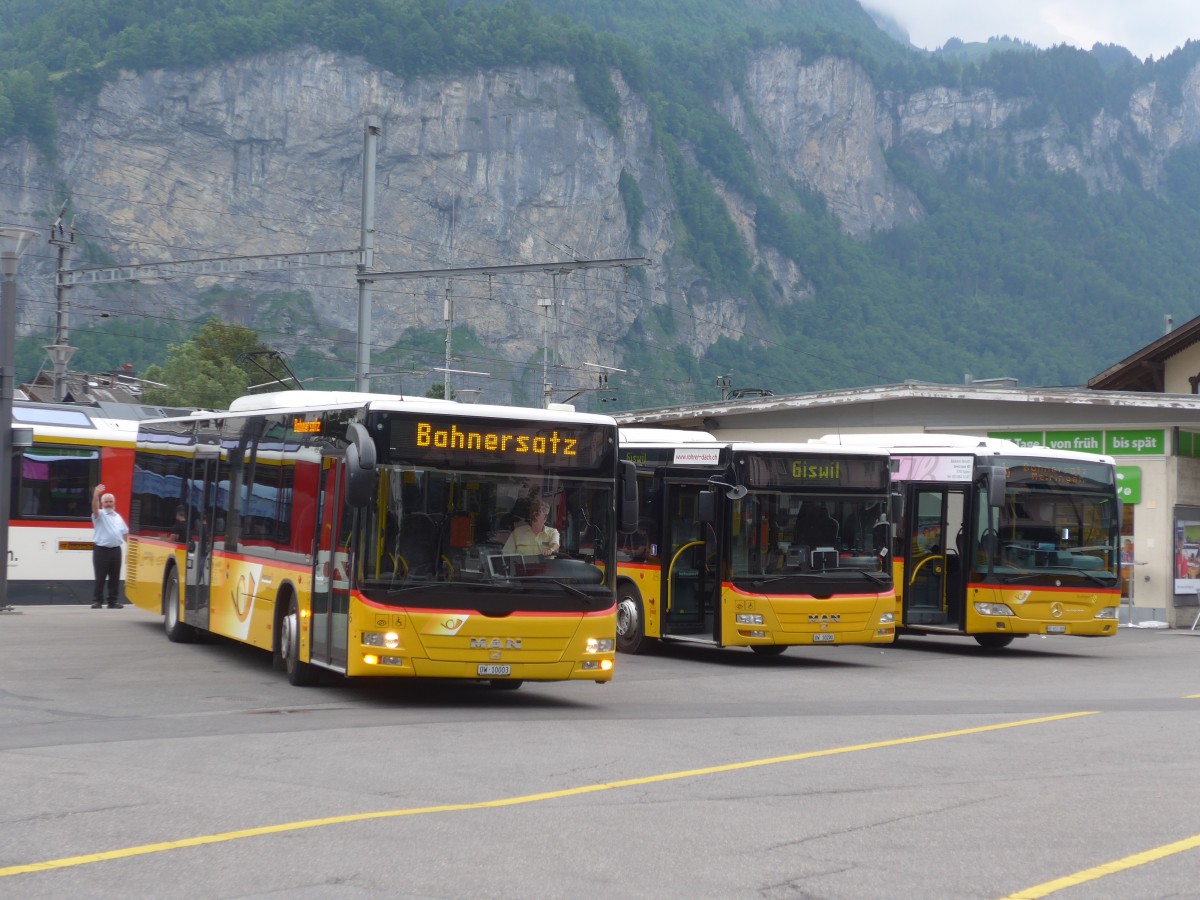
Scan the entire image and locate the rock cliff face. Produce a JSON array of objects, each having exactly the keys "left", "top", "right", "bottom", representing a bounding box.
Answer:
[{"left": 1, "top": 47, "right": 1199, "bottom": 403}]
